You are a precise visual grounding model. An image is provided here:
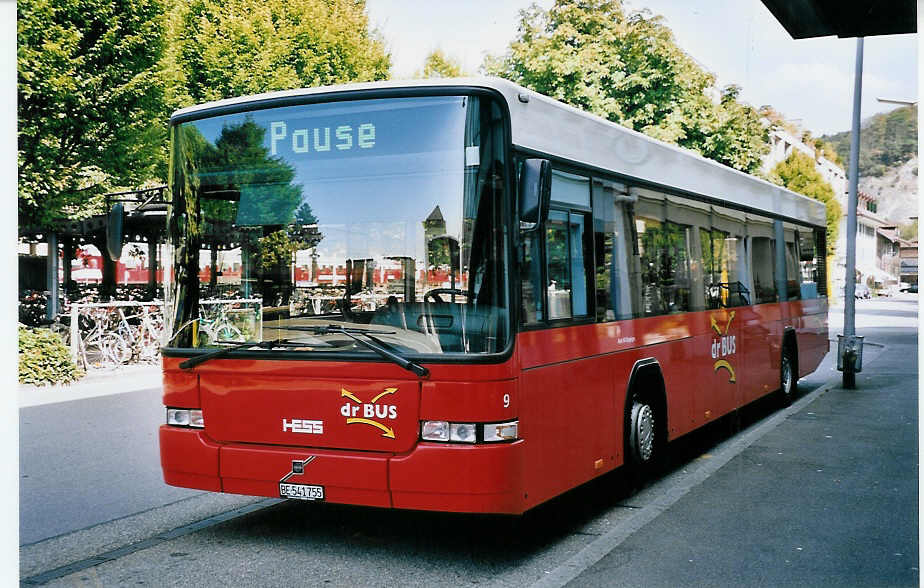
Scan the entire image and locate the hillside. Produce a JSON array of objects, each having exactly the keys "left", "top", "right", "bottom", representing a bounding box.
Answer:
[
  {"left": 822, "top": 105, "right": 917, "bottom": 177},
  {"left": 821, "top": 105, "right": 918, "bottom": 227},
  {"left": 859, "top": 155, "right": 918, "bottom": 223}
]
